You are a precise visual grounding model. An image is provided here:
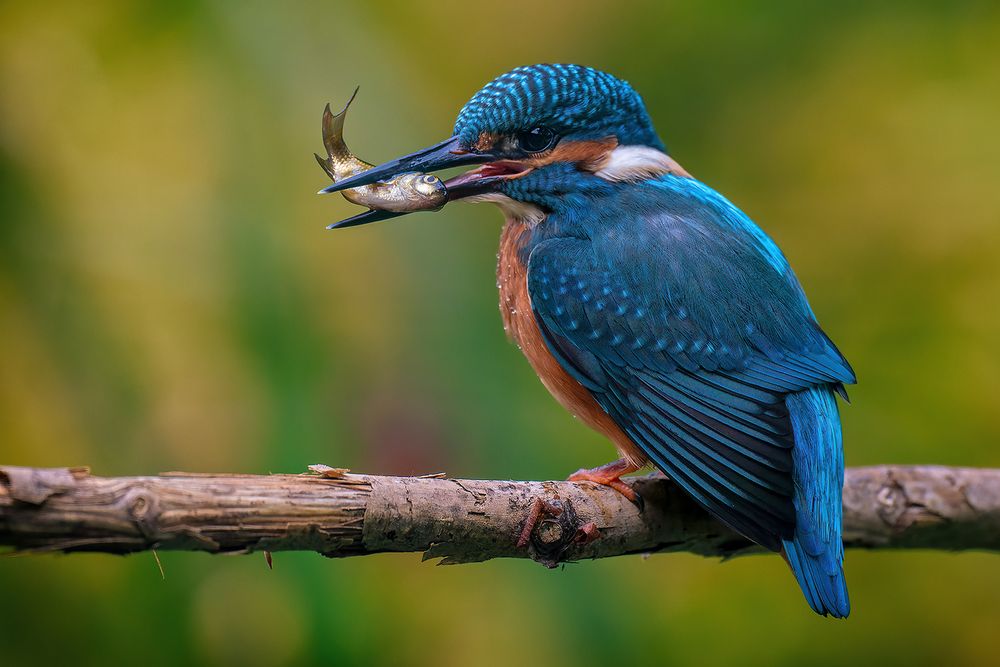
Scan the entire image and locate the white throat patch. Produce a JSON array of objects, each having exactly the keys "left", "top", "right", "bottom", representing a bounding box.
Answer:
[
  {"left": 593, "top": 145, "right": 690, "bottom": 182},
  {"left": 465, "top": 192, "right": 546, "bottom": 227}
]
